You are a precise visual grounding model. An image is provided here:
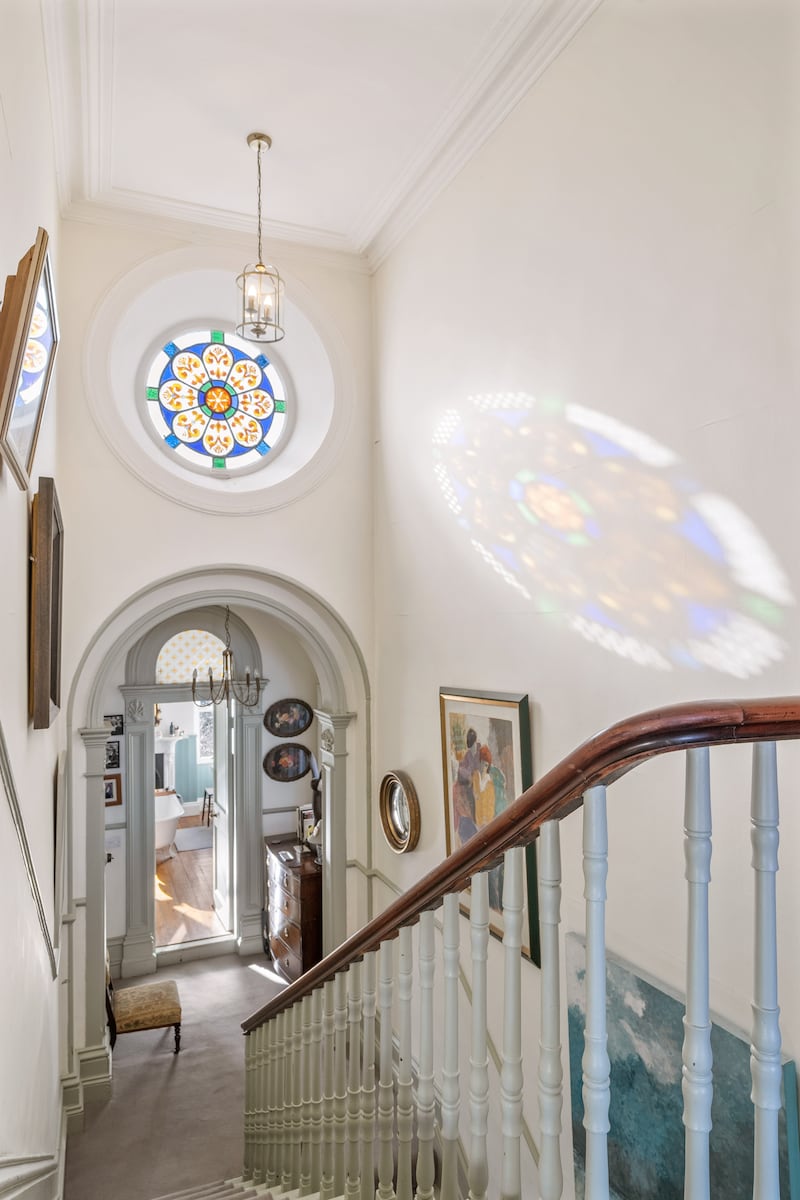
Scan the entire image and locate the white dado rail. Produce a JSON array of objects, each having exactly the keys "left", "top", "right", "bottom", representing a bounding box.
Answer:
[{"left": 240, "top": 698, "right": 800, "bottom": 1200}]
